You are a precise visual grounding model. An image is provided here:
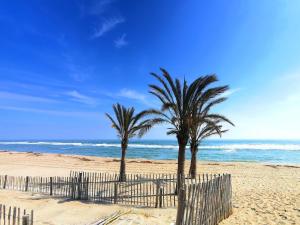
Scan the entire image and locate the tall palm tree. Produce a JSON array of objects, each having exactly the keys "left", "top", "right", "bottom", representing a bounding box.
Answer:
[
  {"left": 148, "top": 68, "right": 218, "bottom": 189},
  {"left": 106, "top": 103, "right": 157, "bottom": 182},
  {"left": 188, "top": 85, "right": 234, "bottom": 178},
  {"left": 149, "top": 69, "right": 233, "bottom": 225}
]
